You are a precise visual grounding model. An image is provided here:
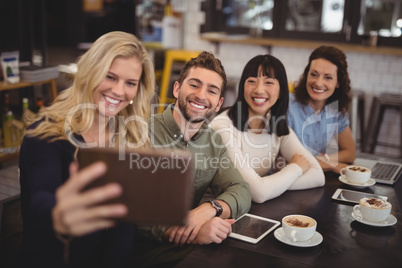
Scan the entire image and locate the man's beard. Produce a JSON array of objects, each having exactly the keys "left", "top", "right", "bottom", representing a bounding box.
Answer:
[{"left": 177, "top": 94, "right": 215, "bottom": 123}]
